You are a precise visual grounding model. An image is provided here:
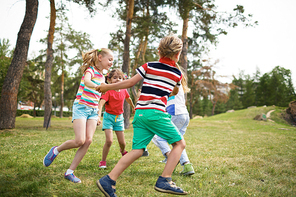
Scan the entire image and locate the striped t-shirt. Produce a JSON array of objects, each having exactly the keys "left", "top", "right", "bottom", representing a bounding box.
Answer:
[
  {"left": 74, "top": 66, "right": 105, "bottom": 108},
  {"left": 136, "top": 57, "right": 182, "bottom": 112}
]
